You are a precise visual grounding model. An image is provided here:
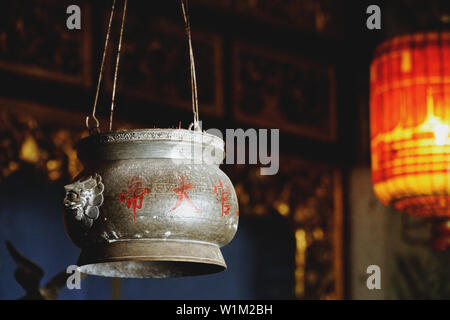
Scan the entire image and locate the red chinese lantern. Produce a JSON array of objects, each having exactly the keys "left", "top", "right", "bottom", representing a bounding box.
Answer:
[{"left": 370, "top": 32, "right": 450, "bottom": 250}]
